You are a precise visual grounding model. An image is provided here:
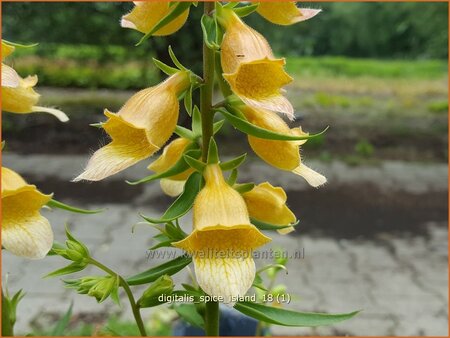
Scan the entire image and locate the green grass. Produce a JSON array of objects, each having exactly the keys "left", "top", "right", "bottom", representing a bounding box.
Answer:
[{"left": 286, "top": 56, "right": 447, "bottom": 79}]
